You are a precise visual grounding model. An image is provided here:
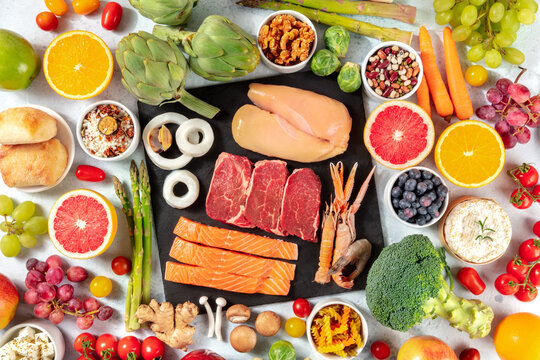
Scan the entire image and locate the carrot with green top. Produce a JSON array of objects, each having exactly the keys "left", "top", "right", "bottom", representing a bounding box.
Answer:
[
  {"left": 443, "top": 27, "right": 473, "bottom": 120},
  {"left": 417, "top": 75, "right": 431, "bottom": 118},
  {"left": 418, "top": 26, "right": 453, "bottom": 119}
]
